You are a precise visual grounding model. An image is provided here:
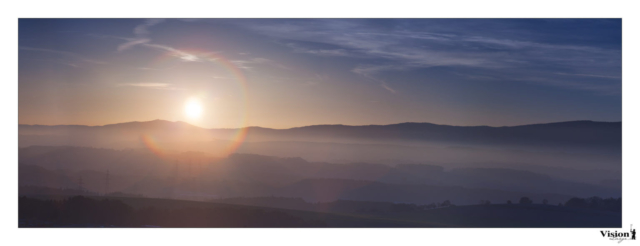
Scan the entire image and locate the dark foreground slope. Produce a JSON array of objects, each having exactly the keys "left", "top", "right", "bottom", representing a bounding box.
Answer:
[
  {"left": 390, "top": 204, "right": 620, "bottom": 228},
  {"left": 18, "top": 196, "right": 439, "bottom": 228},
  {"left": 19, "top": 195, "right": 620, "bottom": 228}
]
